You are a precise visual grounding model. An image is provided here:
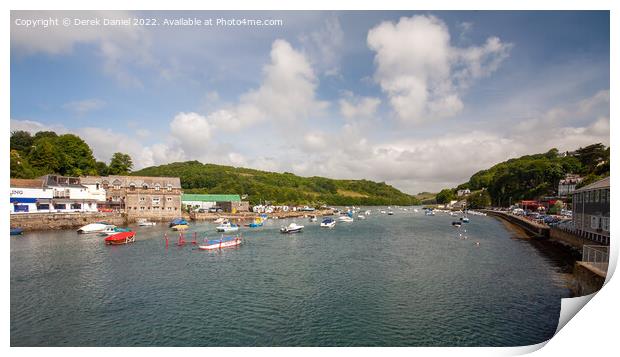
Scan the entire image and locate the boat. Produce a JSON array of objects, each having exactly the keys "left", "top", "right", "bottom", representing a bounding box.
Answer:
[
  {"left": 280, "top": 223, "right": 304, "bottom": 233},
  {"left": 309, "top": 215, "right": 318, "bottom": 222},
  {"left": 172, "top": 224, "right": 189, "bottom": 231},
  {"left": 169, "top": 218, "right": 188, "bottom": 227},
  {"left": 338, "top": 216, "right": 354, "bottom": 223},
  {"left": 320, "top": 218, "right": 336, "bottom": 228},
  {"left": 77, "top": 222, "right": 110, "bottom": 234},
  {"left": 213, "top": 217, "right": 226, "bottom": 224},
  {"left": 10, "top": 228, "right": 23, "bottom": 235},
  {"left": 364, "top": 210, "right": 371, "bottom": 215},
  {"left": 414, "top": 209, "right": 419, "bottom": 213},
  {"left": 104, "top": 231, "right": 136, "bottom": 245},
  {"left": 460, "top": 217, "right": 470, "bottom": 223},
  {"left": 137, "top": 219, "right": 156, "bottom": 226},
  {"left": 380, "top": 210, "right": 387, "bottom": 214},
  {"left": 246, "top": 217, "right": 264, "bottom": 228},
  {"left": 387, "top": 211, "right": 394, "bottom": 215},
  {"left": 425, "top": 210, "right": 435, "bottom": 216},
  {"left": 98, "top": 225, "right": 119, "bottom": 236},
  {"left": 452, "top": 221, "right": 462, "bottom": 227},
  {"left": 216, "top": 221, "right": 240, "bottom": 232},
  {"left": 357, "top": 215, "right": 366, "bottom": 220},
  {"left": 198, "top": 236, "right": 242, "bottom": 250}
]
